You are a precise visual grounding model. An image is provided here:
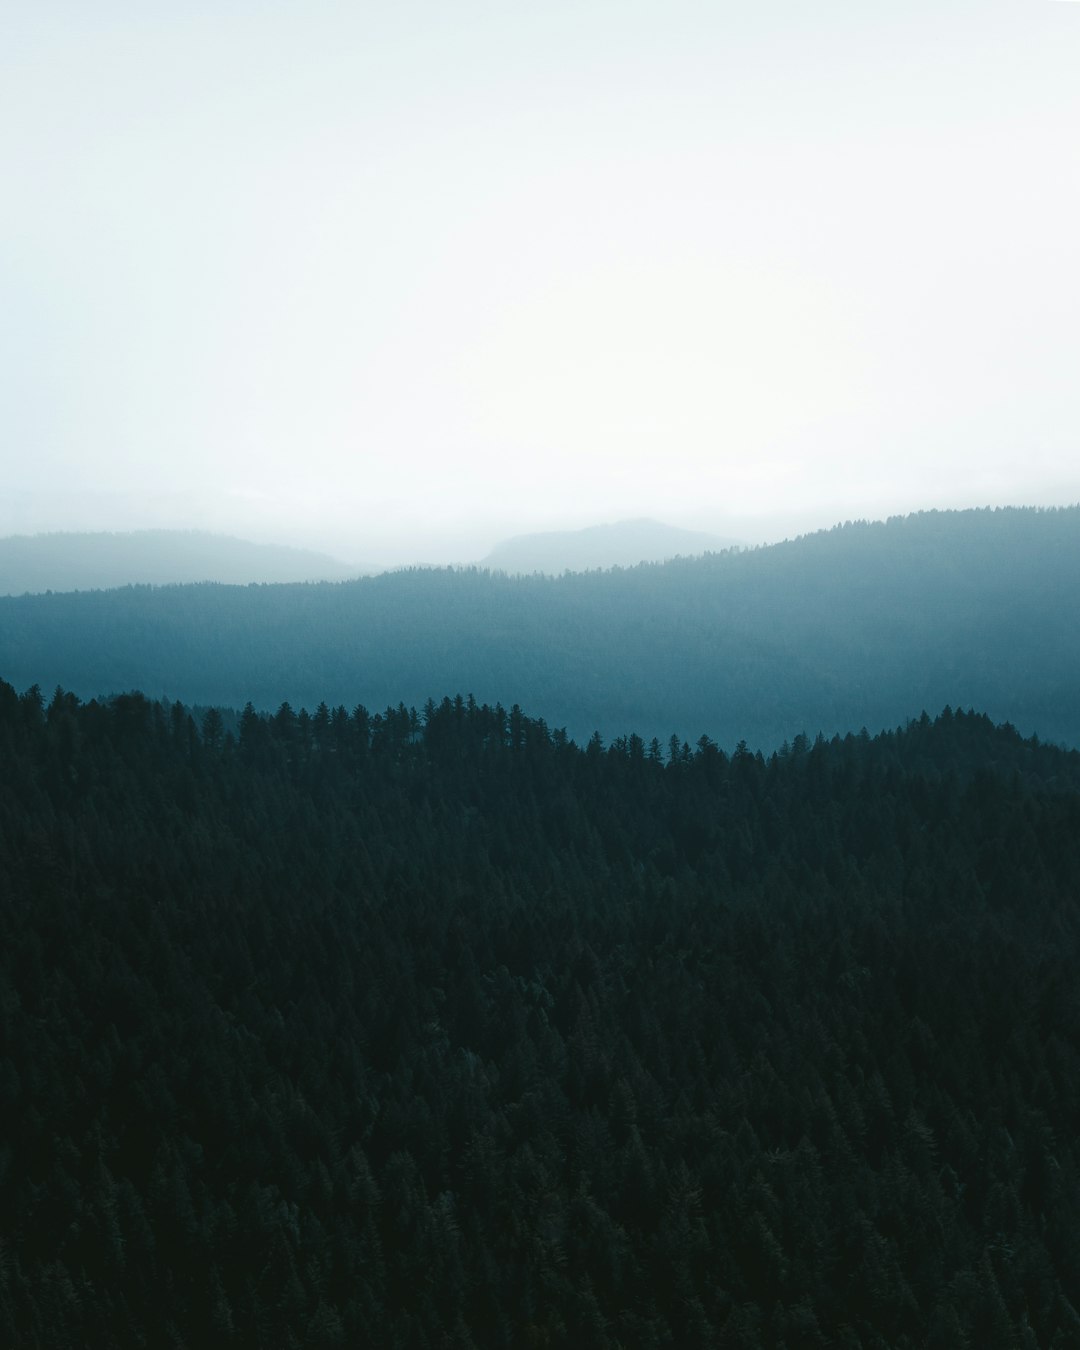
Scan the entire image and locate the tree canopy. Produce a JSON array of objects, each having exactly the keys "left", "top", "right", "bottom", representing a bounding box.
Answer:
[{"left": 2, "top": 678, "right": 1079, "bottom": 1346}]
